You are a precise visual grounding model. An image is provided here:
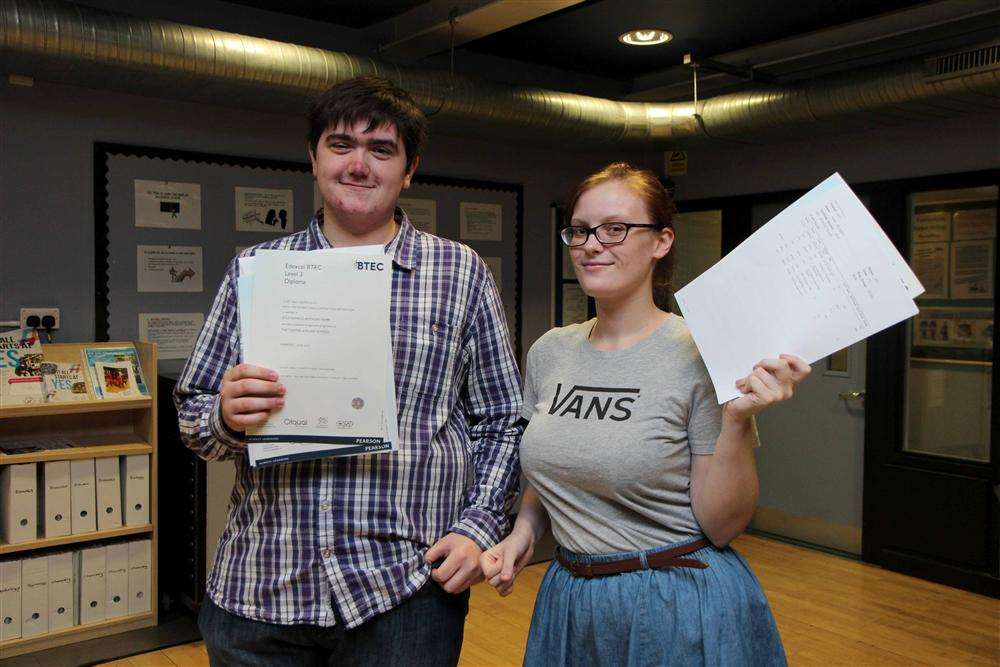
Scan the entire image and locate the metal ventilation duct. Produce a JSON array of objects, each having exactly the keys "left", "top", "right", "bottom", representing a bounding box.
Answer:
[{"left": 1, "top": 0, "right": 998, "bottom": 147}]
